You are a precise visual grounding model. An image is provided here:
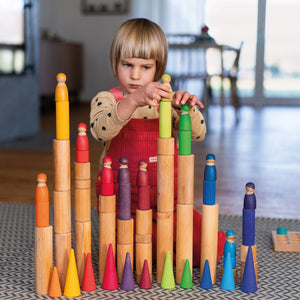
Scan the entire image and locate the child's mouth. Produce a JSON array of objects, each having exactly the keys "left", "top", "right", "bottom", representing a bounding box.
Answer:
[{"left": 129, "top": 84, "right": 140, "bottom": 89}]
